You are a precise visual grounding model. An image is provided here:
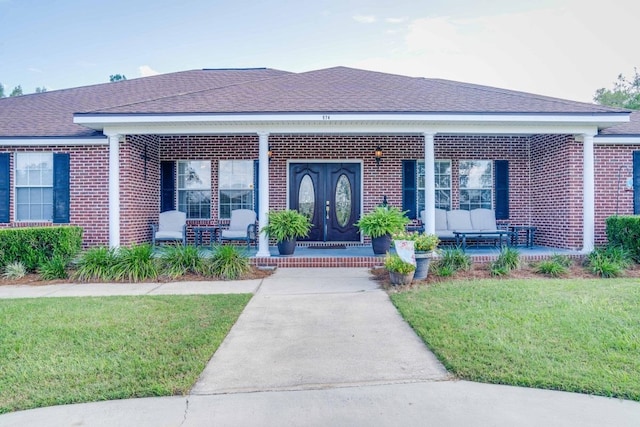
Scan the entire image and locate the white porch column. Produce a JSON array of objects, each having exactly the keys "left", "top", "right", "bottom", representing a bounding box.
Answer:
[
  {"left": 256, "top": 131, "right": 271, "bottom": 257},
  {"left": 107, "top": 133, "right": 121, "bottom": 248},
  {"left": 582, "top": 133, "right": 595, "bottom": 252},
  {"left": 423, "top": 132, "right": 436, "bottom": 234}
]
